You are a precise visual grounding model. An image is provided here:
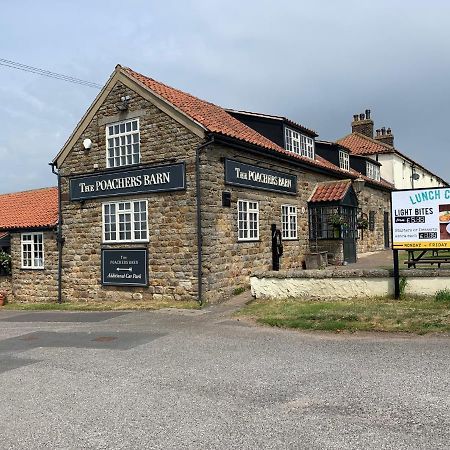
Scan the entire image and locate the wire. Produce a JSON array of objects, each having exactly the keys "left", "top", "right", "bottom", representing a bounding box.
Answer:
[{"left": 0, "top": 58, "right": 102, "bottom": 89}]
